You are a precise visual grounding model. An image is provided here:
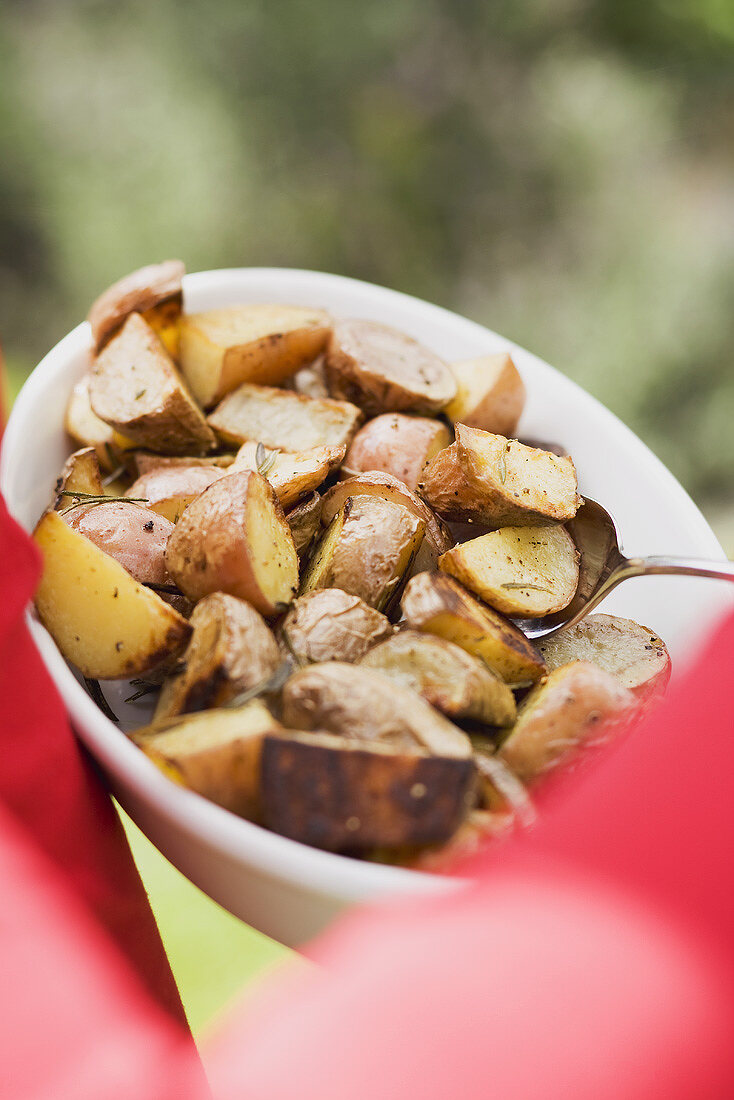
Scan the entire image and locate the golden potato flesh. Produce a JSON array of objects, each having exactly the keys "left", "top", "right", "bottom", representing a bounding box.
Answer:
[
  {"left": 165, "top": 469, "right": 298, "bottom": 616},
  {"left": 300, "top": 495, "right": 425, "bottom": 613},
  {"left": 87, "top": 259, "right": 184, "bottom": 354},
  {"left": 64, "top": 372, "right": 130, "bottom": 471},
  {"left": 233, "top": 441, "right": 345, "bottom": 508},
  {"left": 400, "top": 572, "right": 546, "bottom": 685},
  {"left": 52, "top": 447, "right": 104, "bottom": 509},
  {"left": 420, "top": 425, "right": 580, "bottom": 527},
  {"left": 324, "top": 318, "right": 457, "bottom": 416},
  {"left": 280, "top": 589, "right": 394, "bottom": 664},
  {"left": 360, "top": 630, "right": 516, "bottom": 726},
  {"left": 439, "top": 524, "right": 580, "bottom": 617},
  {"left": 33, "top": 510, "right": 191, "bottom": 679},
  {"left": 179, "top": 304, "right": 332, "bottom": 408},
  {"left": 125, "top": 465, "right": 226, "bottom": 523},
  {"left": 128, "top": 451, "right": 237, "bottom": 477},
  {"left": 208, "top": 383, "right": 363, "bottom": 453},
  {"left": 445, "top": 353, "right": 525, "bottom": 436},
  {"left": 154, "top": 593, "right": 281, "bottom": 721},
  {"left": 343, "top": 413, "right": 451, "bottom": 490},
  {"left": 64, "top": 500, "right": 174, "bottom": 585}
]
